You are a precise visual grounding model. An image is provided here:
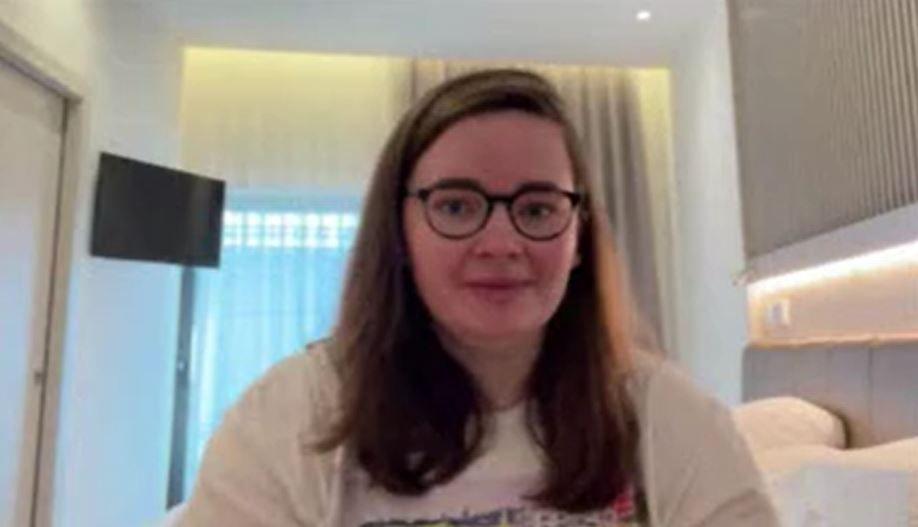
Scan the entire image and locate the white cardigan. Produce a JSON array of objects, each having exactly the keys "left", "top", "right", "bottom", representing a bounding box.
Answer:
[{"left": 177, "top": 344, "right": 779, "bottom": 527}]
